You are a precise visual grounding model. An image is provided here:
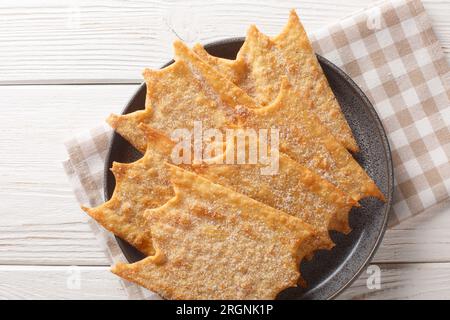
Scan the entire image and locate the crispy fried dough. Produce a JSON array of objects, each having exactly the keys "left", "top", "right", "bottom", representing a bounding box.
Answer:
[
  {"left": 106, "top": 43, "right": 382, "bottom": 249},
  {"left": 107, "top": 59, "right": 238, "bottom": 154},
  {"left": 83, "top": 120, "right": 352, "bottom": 260},
  {"left": 193, "top": 10, "right": 359, "bottom": 152},
  {"left": 141, "top": 124, "right": 355, "bottom": 252},
  {"left": 81, "top": 139, "right": 175, "bottom": 255},
  {"left": 174, "top": 41, "right": 384, "bottom": 202},
  {"left": 112, "top": 165, "right": 314, "bottom": 300}
]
